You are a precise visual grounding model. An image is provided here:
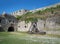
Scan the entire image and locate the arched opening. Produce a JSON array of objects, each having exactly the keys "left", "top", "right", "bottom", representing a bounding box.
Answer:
[
  {"left": 8, "top": 26, "right": 14, "bottom": 32},
  {"left": 8, "top": 24, "right": 14, "bottom": 32}
]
